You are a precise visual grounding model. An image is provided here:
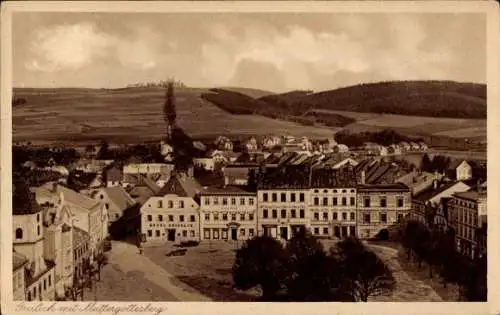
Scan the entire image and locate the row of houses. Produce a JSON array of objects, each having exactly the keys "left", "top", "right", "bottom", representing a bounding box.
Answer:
[{"left": 139, "top": 168, "right": 412, "bottom": 244}]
